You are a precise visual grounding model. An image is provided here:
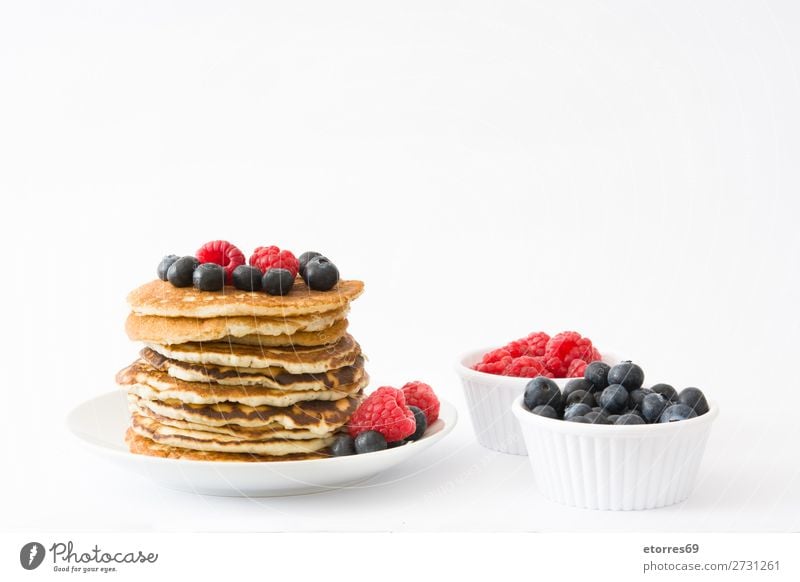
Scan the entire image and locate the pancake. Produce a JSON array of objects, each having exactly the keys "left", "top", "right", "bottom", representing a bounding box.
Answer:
[
  {"left": 224, "top": 318, "right": 348, "bottom": 347},
  {"left": 117, "top": 359, "right": 368, "bottom": 406},
  {"left": 131, "top": 414, "right": 335, "bottom": 455},
  {"left": 130, "top": 392, "right": 362, "bottom": 434},
  {"left": 128, "top": 278, "right": 364, "bottom": 318},
  {"left": 130, "top": 401, "right": 325, "bottom": 440},
  {"left": 145, "top": 334, "right": 360, "bottom": 374},
  {"left": 125, "top": 428, "right": 330, "bottom": 461},
  {"left": 141, "top": 348, "right": 366, "bottom": 390},
  {"left": 125, "top": 308, "right": 348, "bottom": 344}
]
